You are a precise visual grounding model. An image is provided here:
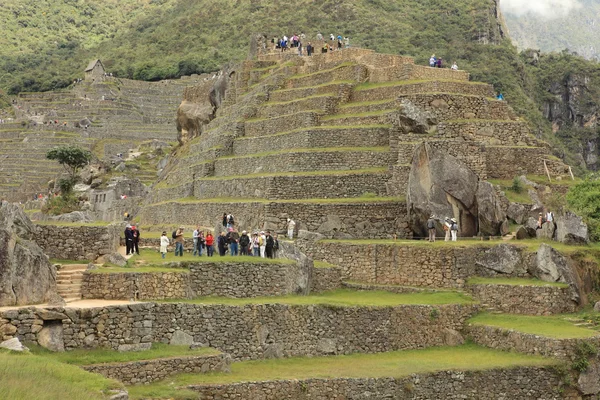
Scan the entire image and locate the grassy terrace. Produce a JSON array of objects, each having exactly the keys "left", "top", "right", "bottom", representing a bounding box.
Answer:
[
  {"left": 468, "top": 313, "right": 600, "bottom": 339},
  {"left": 146, "top": 195, "right": 404, "bottom": 206},
  {"left": 354, "top": 79, "right": 490, "bottom": 91},
  {"left": 162, "top": 289, "right": 475, "bottom": 307},
  {"left": 28, "top": 343, "right": 220, "bottom": 366},
  {"left": 467, "top": 277, "right": 568, "bottom": 288},
  {"left": 217, "top": 146, "right": 389, "bottom": 160},
  {"left": 233, "top": 124, "right": 392, "bottom": 141},
  {"left": 128, "top": 344, "right": 555, "bottom": 399},
  {"left": 0, "top": 350, "right": 122, "bottom": 400},
  {"left": 320, "top": 109, "right": 395, "bottom": 121}
]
